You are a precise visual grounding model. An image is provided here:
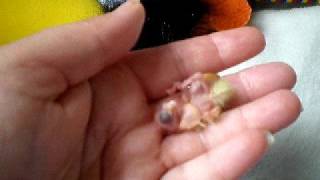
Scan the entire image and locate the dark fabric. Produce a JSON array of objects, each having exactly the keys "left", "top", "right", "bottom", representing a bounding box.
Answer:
[{"left": 96, "top": 0, "right": 320, "bottom": 49}]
